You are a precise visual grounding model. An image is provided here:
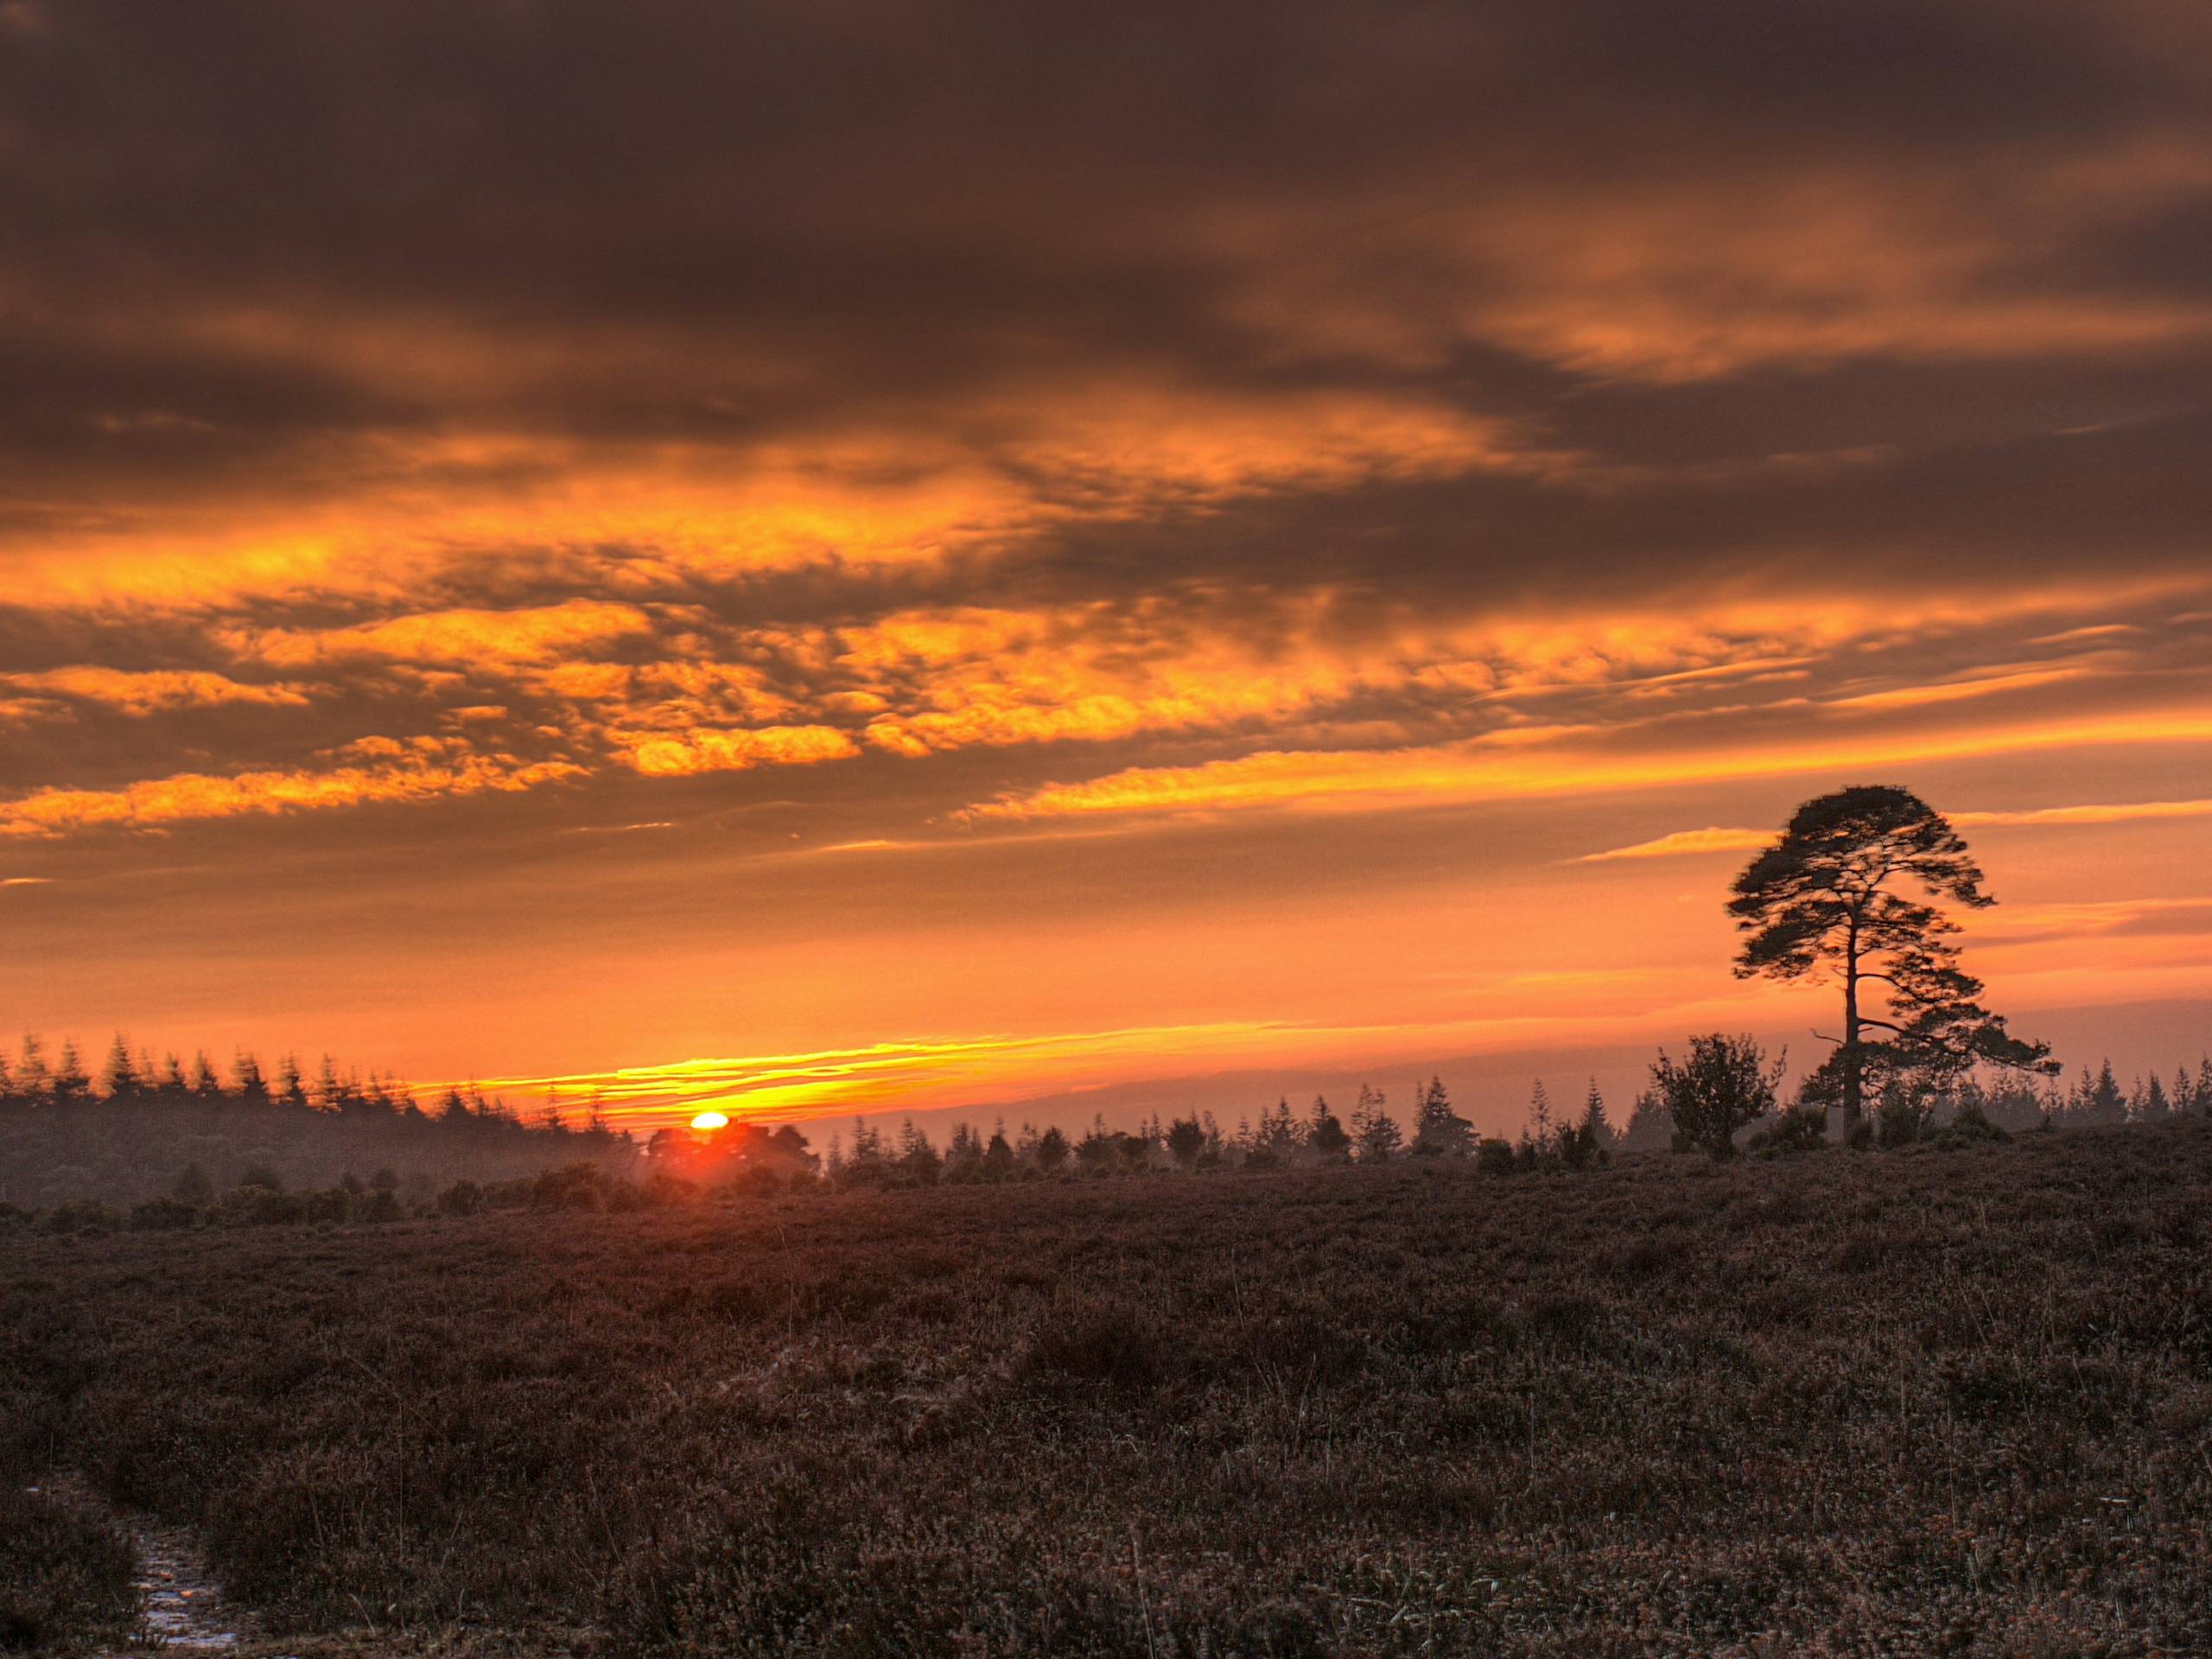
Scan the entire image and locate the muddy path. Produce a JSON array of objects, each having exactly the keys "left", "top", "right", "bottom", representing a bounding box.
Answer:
[
  {"left": 43, "top": 1474, "right": 257, "bottom": 1654},
  {"left": 118, "top": 1511, "right": 249, "bottom": 1653}
]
